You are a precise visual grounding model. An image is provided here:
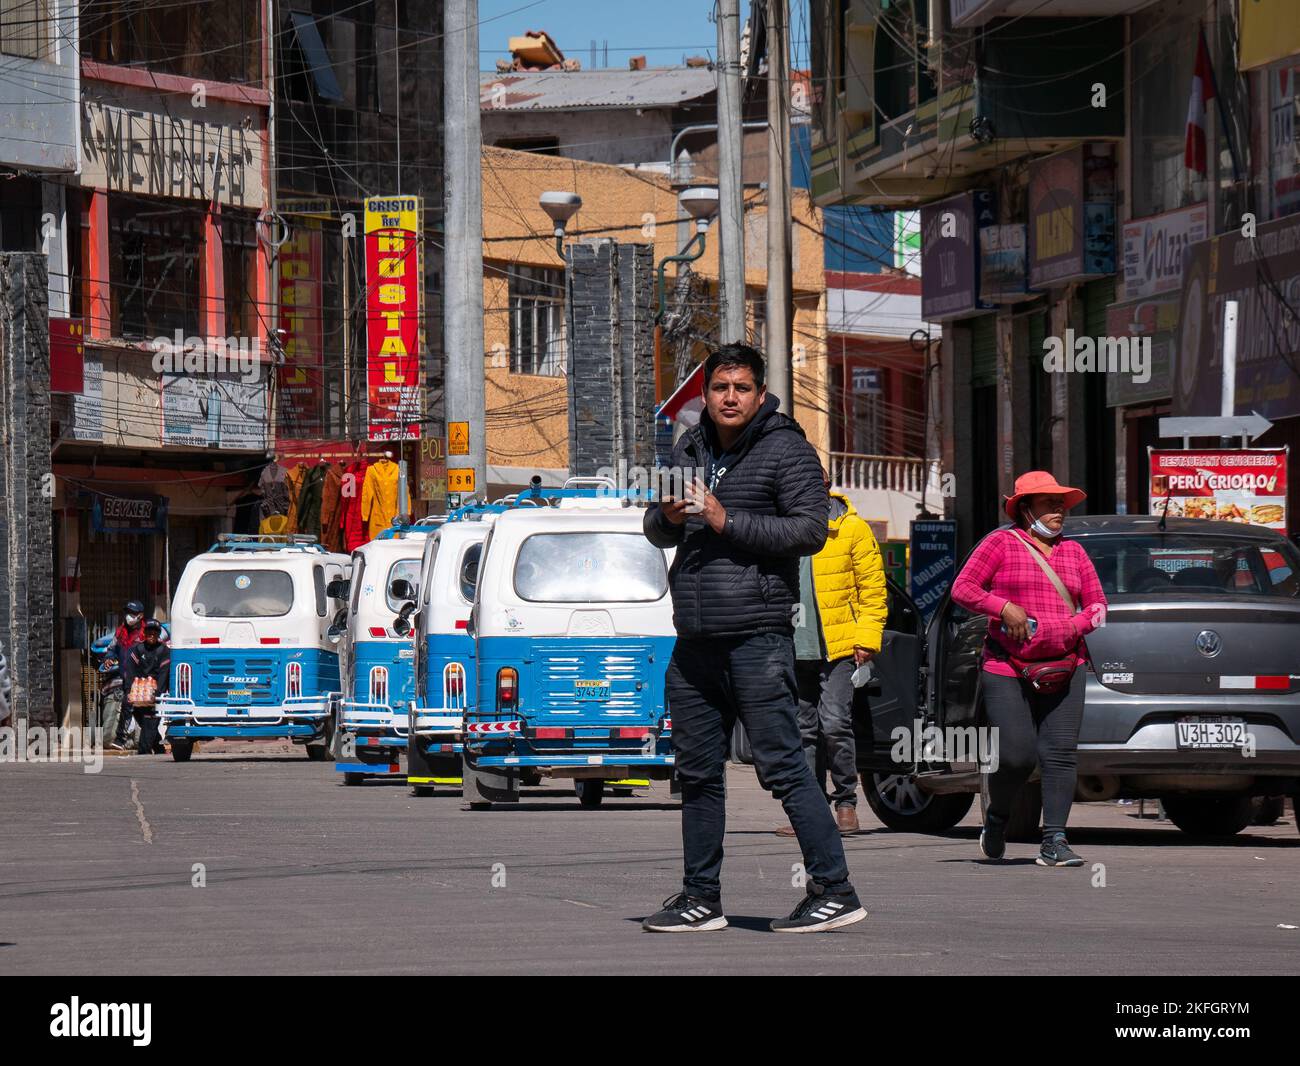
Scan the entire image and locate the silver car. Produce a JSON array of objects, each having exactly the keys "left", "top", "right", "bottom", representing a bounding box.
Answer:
[{"left": 855, "top": 516, "right": 1300, "bottom": 839}]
